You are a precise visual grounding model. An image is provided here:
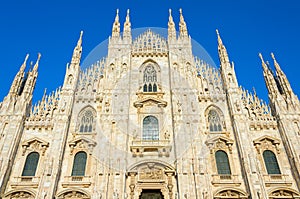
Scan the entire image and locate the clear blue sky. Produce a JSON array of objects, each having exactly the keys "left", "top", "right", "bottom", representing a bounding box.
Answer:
[{"left": 0, "top": 1, "right": 299, "bottom": 103}]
